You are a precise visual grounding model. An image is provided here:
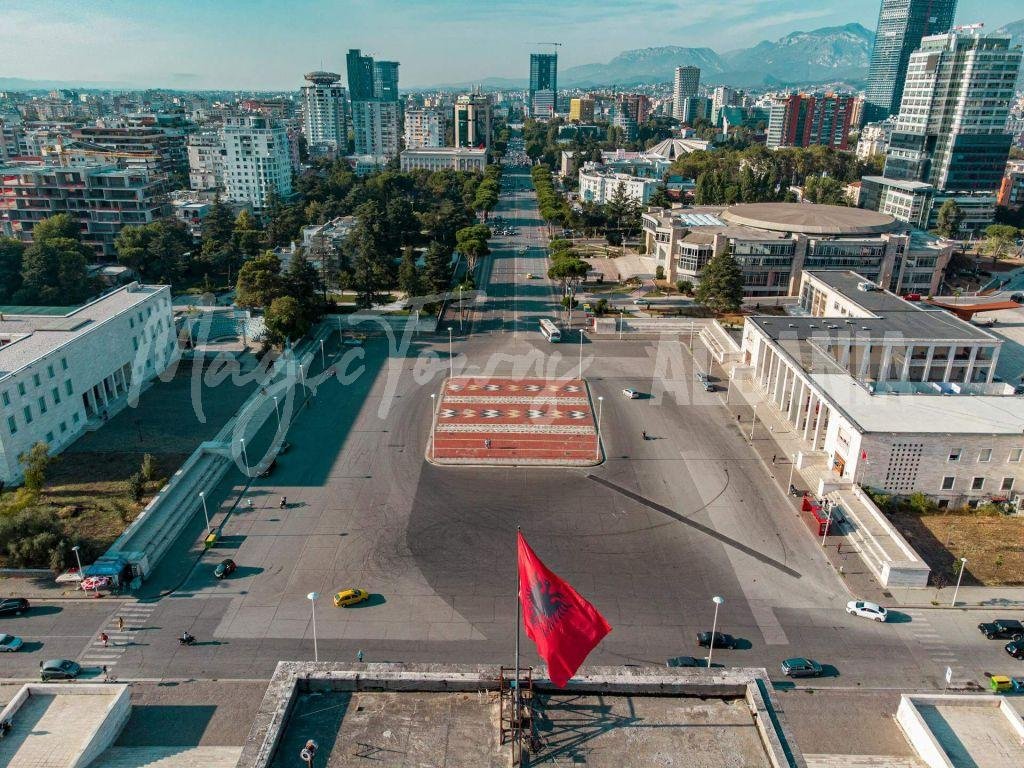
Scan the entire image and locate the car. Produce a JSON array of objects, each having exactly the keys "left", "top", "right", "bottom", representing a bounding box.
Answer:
[
  {"left": 213, "top": 559, "right": 236, "bottom": 579},
  {"left": 978, "top": 619, "right": 1024, "bottom": 640},
  {"left": 333, "top": 588, "right": 370, "bottom": 607},
  {"left": 258, "top": 459, "right": 277, "bottom": 478},
  {"left": 40, "top": 658, "right": 81, "bottom": 681},
  {"left": 695, "top": 371, "right": 709, "bottom": 383},
  {"left": 342, "top": 336, "right": 364, "bottom": 347},
  {"left": 622, "top": 388, "right": 640, "bottom": 399},
  {"left": 696, "top": 631, "right": 736, "bottom": 649},
  {"left": 632, "top": 298, "right": 650, "bottom": 306},
  {"left": 781, "top": 657, "right": 823, "bottom": 678},
  {"left": 0, "top": 633, "right": 24, "bottom": 652},
  {"left": 0, "top": 598, "right": 29, "bottom": 617},
  {"left": 1011, "top": 293, "right": 1023, "bottom": 303},
  {"left": 702, "top": 381, "right": 715, "bottom": 392},
  {"left": 847, "top": 600, "right": 888, "bottom": 622},
  {"left": 666, "top": 655, "right": 703, "bottom": 668},
  {"left": 1006, "top": 640, "right": 1024, "bottom": 659},
  {"left": 525, "top": 273, "right": 536, "bottom": 279}
]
